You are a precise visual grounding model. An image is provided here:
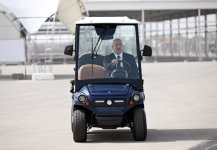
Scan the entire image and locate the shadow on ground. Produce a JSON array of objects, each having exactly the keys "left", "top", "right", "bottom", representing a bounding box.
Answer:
[{"left": 86, "top": 128, "right": 217, "bottom": 143}]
